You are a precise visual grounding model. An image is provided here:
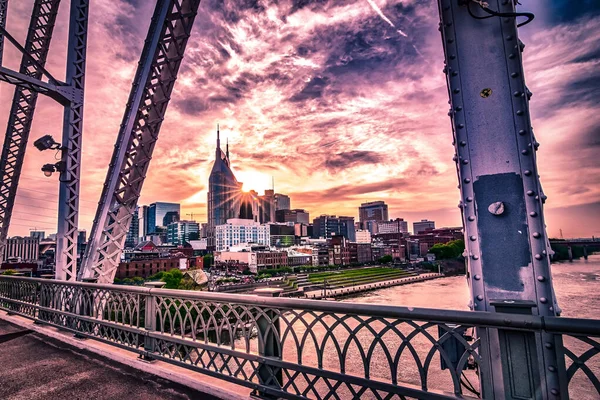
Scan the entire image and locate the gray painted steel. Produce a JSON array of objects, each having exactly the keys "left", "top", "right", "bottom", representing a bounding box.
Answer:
[
  {"left": 55, "top": 0, "right": 88, "bottom": 281},
  {"left": 438, "top": 0, "right": 562, "bottom": 397},
  {"left": 0, "top": 0, "right": 61, "bottom": 262},
  {"left": 1, "top": 276, "right": 598, "bottom": 399},
  {"left": 81, "top": 0, "right": 202, "bottom": 283}
]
